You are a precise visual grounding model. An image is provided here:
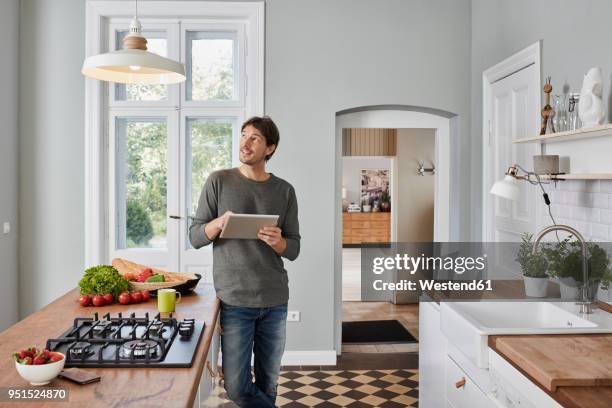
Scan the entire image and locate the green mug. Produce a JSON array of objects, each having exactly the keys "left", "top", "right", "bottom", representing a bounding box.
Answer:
[{"left": 158, "top": 288, "right": 182, "bottom": 313}]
